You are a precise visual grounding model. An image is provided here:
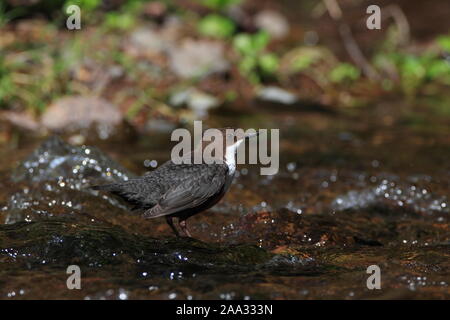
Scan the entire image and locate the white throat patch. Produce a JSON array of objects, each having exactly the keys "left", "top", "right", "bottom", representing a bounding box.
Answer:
[{"left": 225, "top": 140, "right": 243, "bottom": 175}]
